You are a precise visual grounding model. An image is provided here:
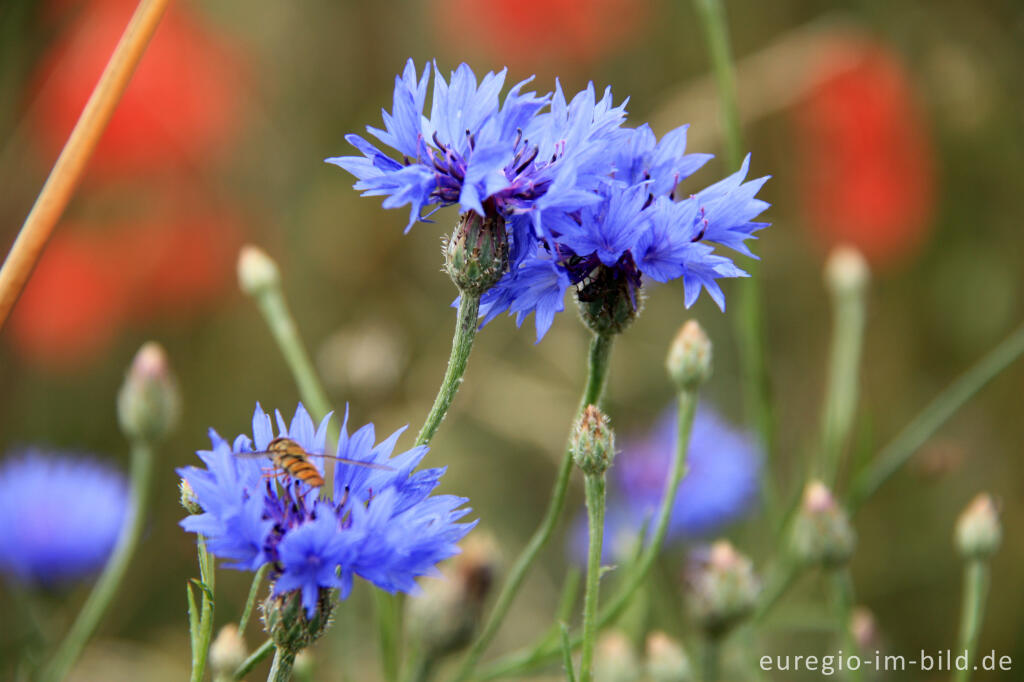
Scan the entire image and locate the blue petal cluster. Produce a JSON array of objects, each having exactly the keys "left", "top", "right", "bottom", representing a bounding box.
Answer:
[
  {"left": 179, "top": 404, "right": 475, "bottom": 616},
  {"left": 0, "top": 451, "right": 128, "bottom": 586},
  {"left": 331, "top": 59, "right": 770, "bottom": 341},
  {"left": 569, "top": 403, "right": 760, "bottom": 563}
]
